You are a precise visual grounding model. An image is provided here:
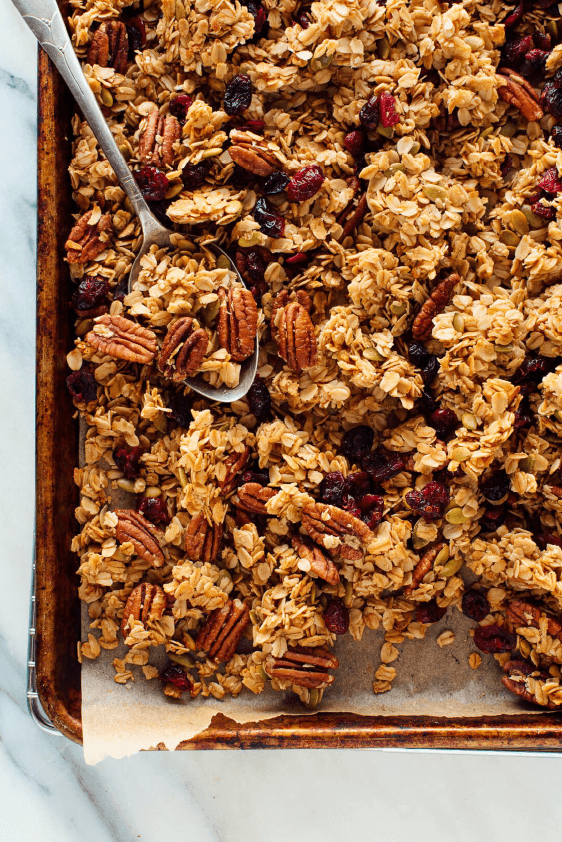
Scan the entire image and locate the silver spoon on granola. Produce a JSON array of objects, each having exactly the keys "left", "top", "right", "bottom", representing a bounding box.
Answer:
[{"left": 13, "top": 0, "right": 259, "bottom": 403}]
